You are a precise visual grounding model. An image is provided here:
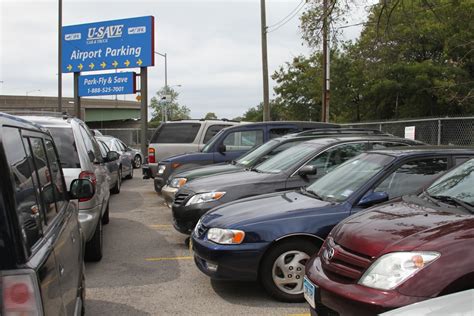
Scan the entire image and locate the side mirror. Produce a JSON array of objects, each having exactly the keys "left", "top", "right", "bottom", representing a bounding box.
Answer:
[
  {"left": 218, "top": 144, "right": 227, "bottom": 154},
  {"left": 70, "top": 179, "right": 95, "bottom": 200},
  {"left": 298, "top": 165, "right": 318, "bottom": 177},
  {"left": 106, "top": 151, "right": 120, "bottom": 162},
  {"left": 358, "top": 191, "right": 389, "bottom": 208}
]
